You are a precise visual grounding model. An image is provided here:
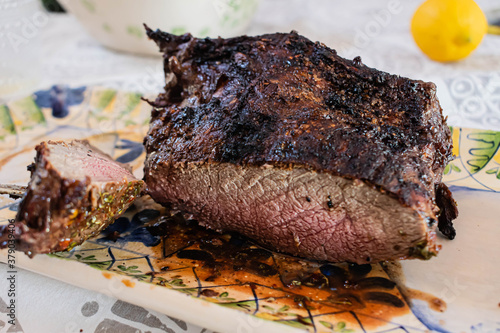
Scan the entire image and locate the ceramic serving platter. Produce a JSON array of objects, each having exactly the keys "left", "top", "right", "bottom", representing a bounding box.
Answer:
[{"left": 0, "top": 86, "right": 499, "bottom": 333}]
